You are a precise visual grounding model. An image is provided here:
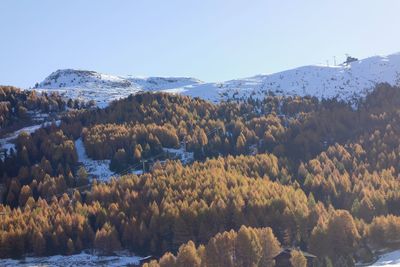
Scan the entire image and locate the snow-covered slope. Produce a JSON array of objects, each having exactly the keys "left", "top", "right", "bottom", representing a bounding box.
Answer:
[
  {"left": 366, "top": 250, "right": 400, "bottom": 266},
  {"left": 0, "top": 251, "right": 143, "bottom": 267},
  {"left": 35, "top": 69, "right": 202, "bottom": 107},
  {"left": 35, "top": 53, "right": 400, "bottom": 106},
  {"left": 75, "top": 138, "right": 115, "bottom": 181},
  {"left": 214, "top": 53, "right": 400, "bottom": 103}
]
